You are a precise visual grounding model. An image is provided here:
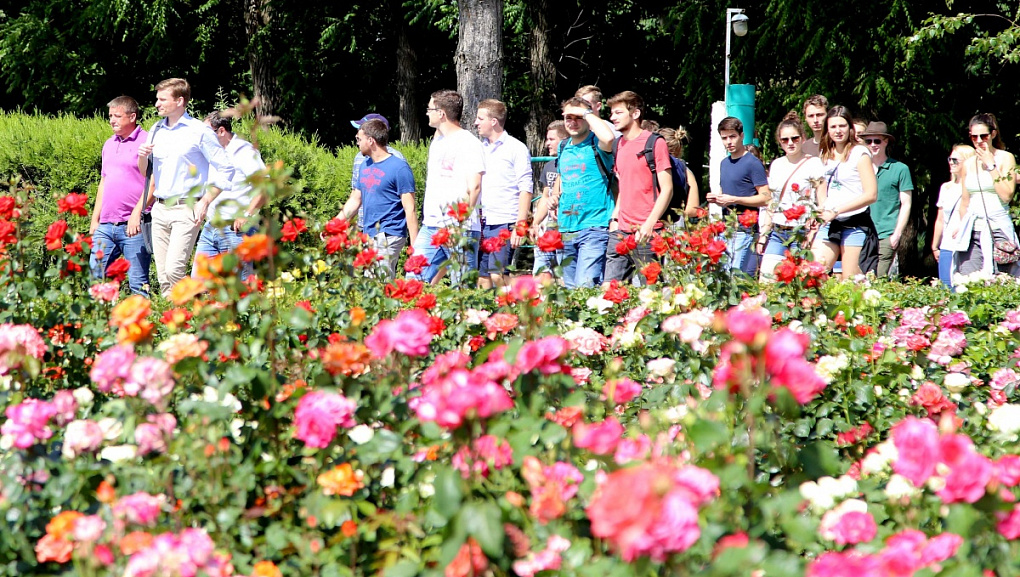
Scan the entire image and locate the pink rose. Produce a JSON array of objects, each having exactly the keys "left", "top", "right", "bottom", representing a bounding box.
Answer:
[
  {"left": 603, "top": 378, "right": 642, "bottom": 405},
  {"left": 128, "top": 357, "right": 175, "bottom": 408},
  {"left": 90, "top": 345, "right": 136, "bottom": 394},
  {"left": 563, "top": 327, "right": 609, "bottom": 356},
  {"left": 61, "top": 419, "right": 104, "bottom": 458},
  {"left": 135, "top": 423, "right": 168, "bottom": 456},
  {"left": 1, "top": 398, "right": 57, "bottom": 448},
  {"left": 113, "top": 491, "right": 165, "bottom": 526},
  {"left": 920, "top": 533, "right": 963, "bottom": 565},
  {"left": 807, "top": 551, "right": 882, "bottom": 577},
  {"left": 891, "top": 417, "right": 940, "bottom": 487},
  {"left": 515, "top": 336, "right": 569, "bottom": 374},
  {"left": 724, "top": 306, "right": 772, "bottom": 344},
  {"left": 937, "top": 433, "right": 992, "bottom": 504},
  {"left": 89, "top": 282, "right": 120, "bottom": 303},
  {"left": 51, "top": 390, "right": 77, "bottom": 425},
  {"left": 997, "top": 505, "right": 1020, "bottom": 539},
  {"left": 573, "top": 417, "right": 624, "bottom": 455},
  {"left": 366, "top": 309, "right": 433, "bottom": 358},
  {"left": 613, "top": 435, "right": 651, "bottom": 465},
  {"left": 73, "top": 514, "right": 107, "bottom": 542},
  {"left": 294, "top": 390, "right": 357, "bottom": 448},
  {"left": 827, "top": 510, "right": 877, "bottom": 545}
]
